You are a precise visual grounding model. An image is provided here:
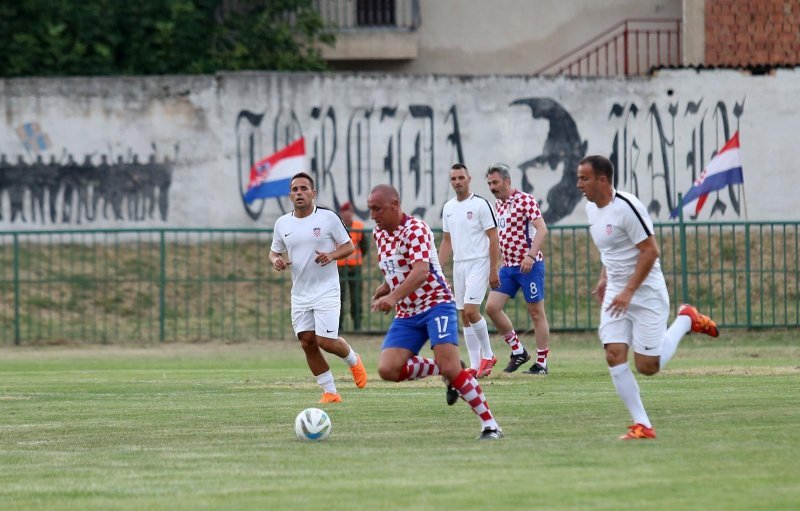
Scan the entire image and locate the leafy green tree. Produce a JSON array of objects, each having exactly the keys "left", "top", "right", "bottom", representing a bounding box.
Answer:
[
  {"left": 0, "top": 0, "right": 333, "bottom": 77},
  {"left": 208, "top": 0, "right": 334, "bottom": 72}
]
